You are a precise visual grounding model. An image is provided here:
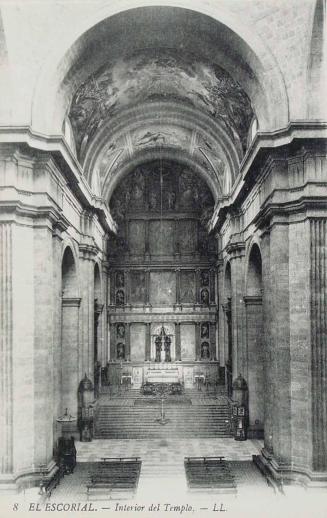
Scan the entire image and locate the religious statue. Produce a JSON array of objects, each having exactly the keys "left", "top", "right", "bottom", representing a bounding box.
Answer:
[
  {"left": 117, "top": 323, "right": 125, "bottom": 339},
  {"left": 164, "top": 336, "right": 171, "bottom": 362},
  {"left": 116, "top": 271, "right": 124, "bottom": 288},
  {"left": 201, "top": 342, "right": 210, "bottom": 360},
  {"left": 201, "top": 288, "right": 209, "bottom": 305},
  {"left": 201, "top": 270, "right": 210, "bottom": 286},
  {"left": 116, "top": 342, "right": 125, "bottom": 360},
  {"left": 116, "top": 289, "right": 124, "bottom": 306},
  {"left": 166, "top": 190, "right": 176, "bottom": 210},
  {"left": 149, "top": 190, "right": 158, "bottom": 210},
  {"left": 201, "top": 322, "right": 210, "bottom": 339},
  {"left": 155, "top": 336, "right": 162, "bottom": 362}
]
